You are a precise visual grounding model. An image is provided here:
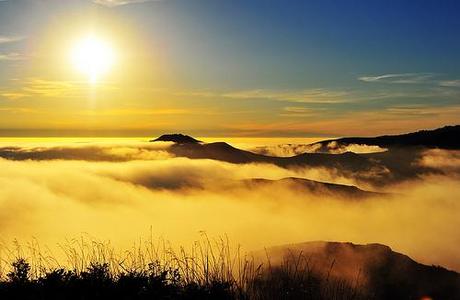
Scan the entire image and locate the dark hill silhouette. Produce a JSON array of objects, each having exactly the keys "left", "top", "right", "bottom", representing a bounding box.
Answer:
[
  {"left": 151, "top": 128, "right": 454, "bottom": 187},
  {"left": 259, "top": 241, "right": 460, "bottom": 299},
  {"left": 315, "top": 125, "right": 460, "bottom": 150},
  {"left": 150, "top": 134, "right": 201, "bottom": 144},
  {"left": 167, "top": 141, "right": 423, "bottom": 186},
  {"left": 168, "top": 140, "right": 372, "bottom": 167},
  {"left": 169, "top": 141, "right": 266, "bottom": 163}
]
